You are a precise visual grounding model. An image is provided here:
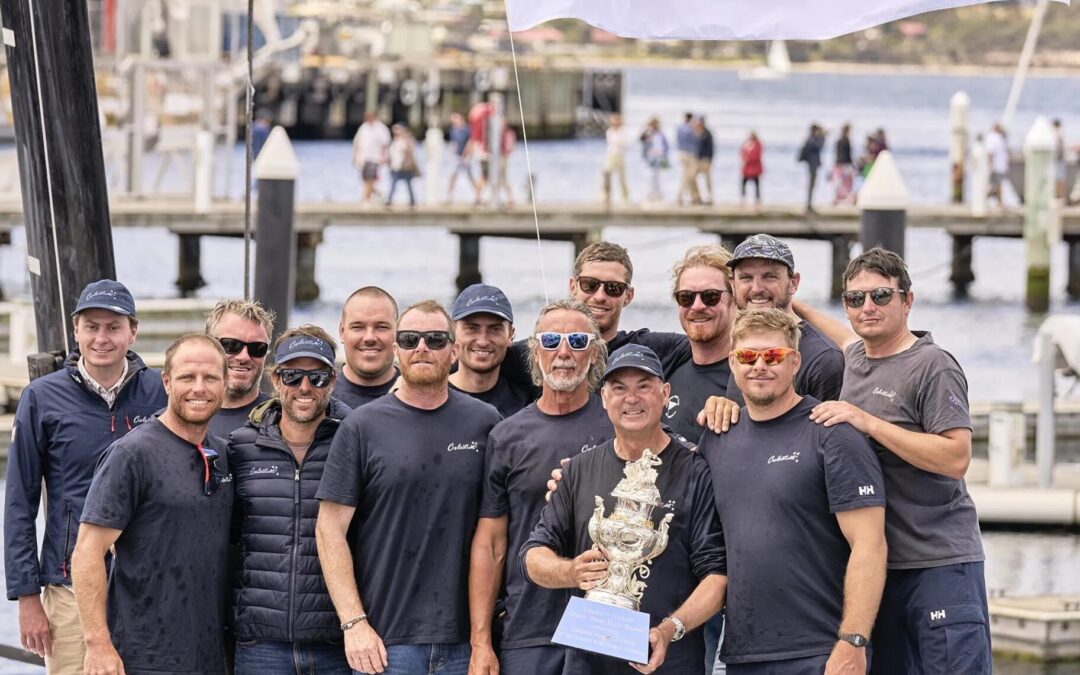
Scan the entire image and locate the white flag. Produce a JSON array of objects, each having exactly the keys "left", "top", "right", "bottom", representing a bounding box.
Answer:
[{"left": 506, "top": 0, "right": 1068, "bottom": 41}]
